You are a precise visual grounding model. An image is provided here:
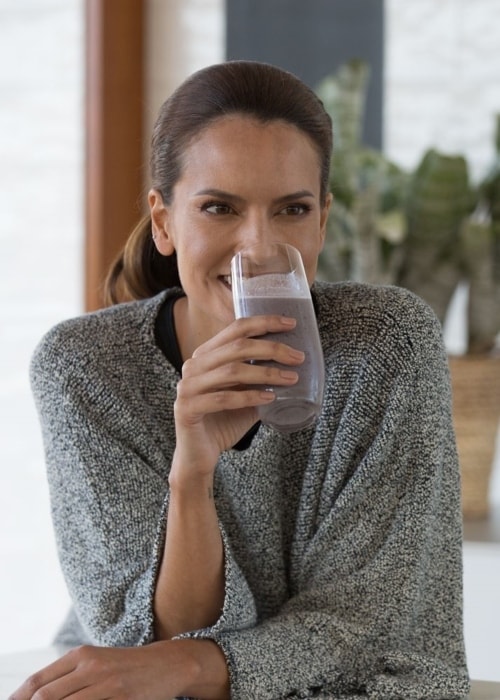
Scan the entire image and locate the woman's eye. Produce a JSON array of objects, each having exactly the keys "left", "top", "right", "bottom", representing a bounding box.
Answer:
[
  {"left": 280, "top": 204, "right": 311, "bottom": 216},
  {"left": 202, "top": 202, "right": 234, "bottom": 215}
]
